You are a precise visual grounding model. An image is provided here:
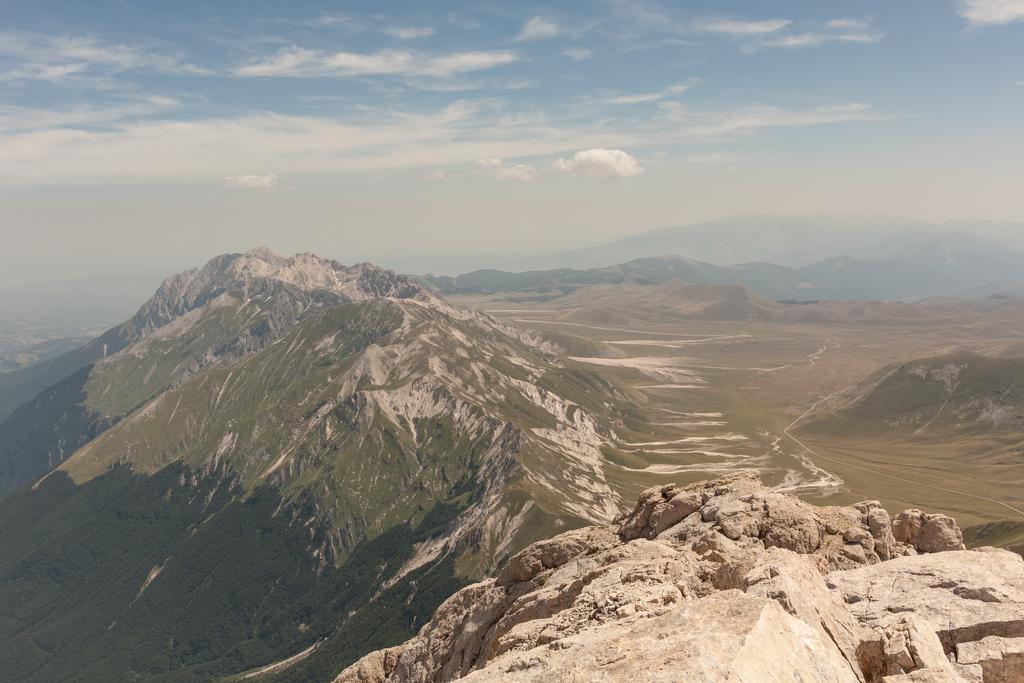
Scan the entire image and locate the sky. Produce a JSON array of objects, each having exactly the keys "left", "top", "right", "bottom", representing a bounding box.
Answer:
[{"left": 0, "top": 0, "right": 1022, "bottom": 283}]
